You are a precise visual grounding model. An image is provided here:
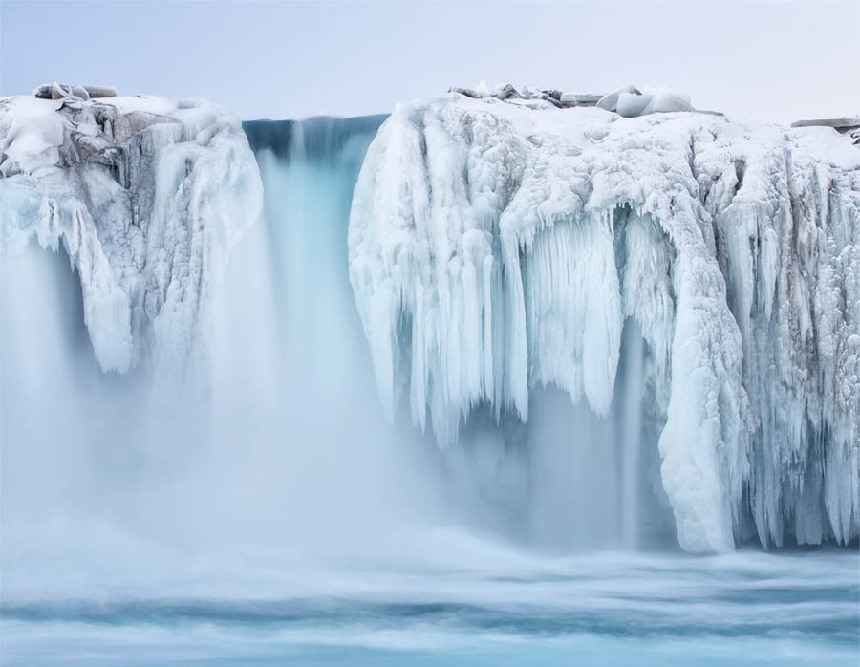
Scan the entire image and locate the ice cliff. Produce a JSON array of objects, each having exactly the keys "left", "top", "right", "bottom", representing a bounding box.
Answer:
[
  {"left": 0, "top": 93, "right": 262, "bottom": 376},
  {"left": 349, "top": 91, "right": 860, "bottom": 552}
]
